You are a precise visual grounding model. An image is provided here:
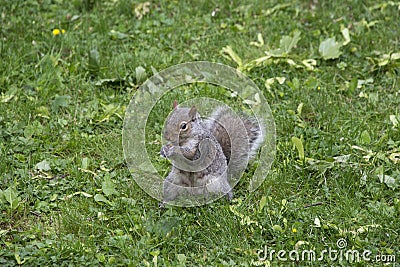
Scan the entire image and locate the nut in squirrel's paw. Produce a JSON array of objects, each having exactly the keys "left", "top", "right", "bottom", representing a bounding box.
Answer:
[{"left": 160, "top": 144, "right": 174, "bottom": 158}]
